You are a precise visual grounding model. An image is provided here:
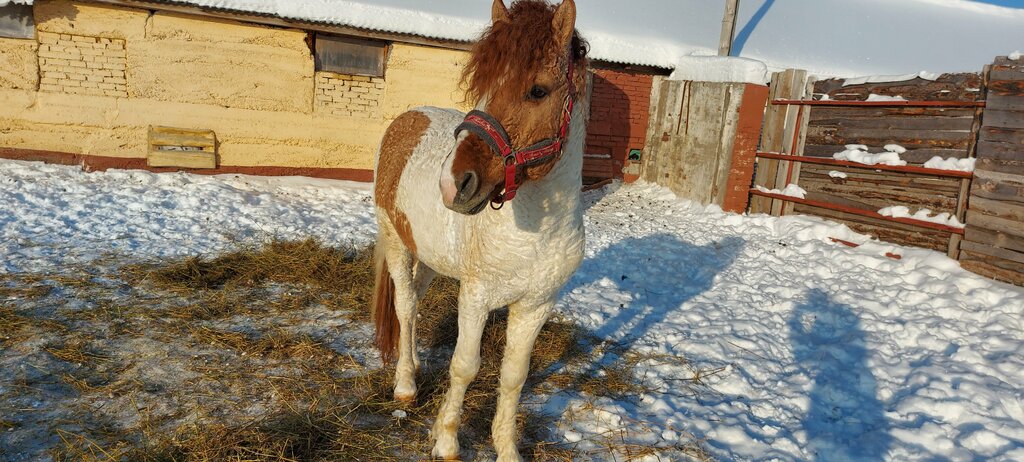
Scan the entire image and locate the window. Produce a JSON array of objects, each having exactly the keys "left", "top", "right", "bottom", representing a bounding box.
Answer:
[
  {"left": 315, "top": 34, "right": 387, "bottom": 77},
  {"left": 0, "top": 3, "right": 33, "bottom": 39}
]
